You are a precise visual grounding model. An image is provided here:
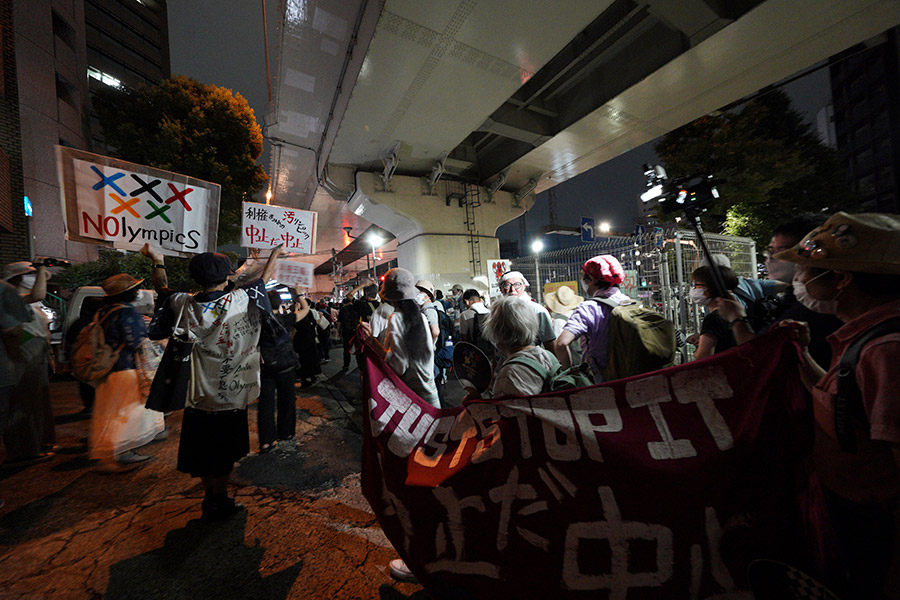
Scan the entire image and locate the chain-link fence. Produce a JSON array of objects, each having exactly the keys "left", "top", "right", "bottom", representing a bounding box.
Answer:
[{"left": 511, "top": 229, "right": 758, "bottom": 363}]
